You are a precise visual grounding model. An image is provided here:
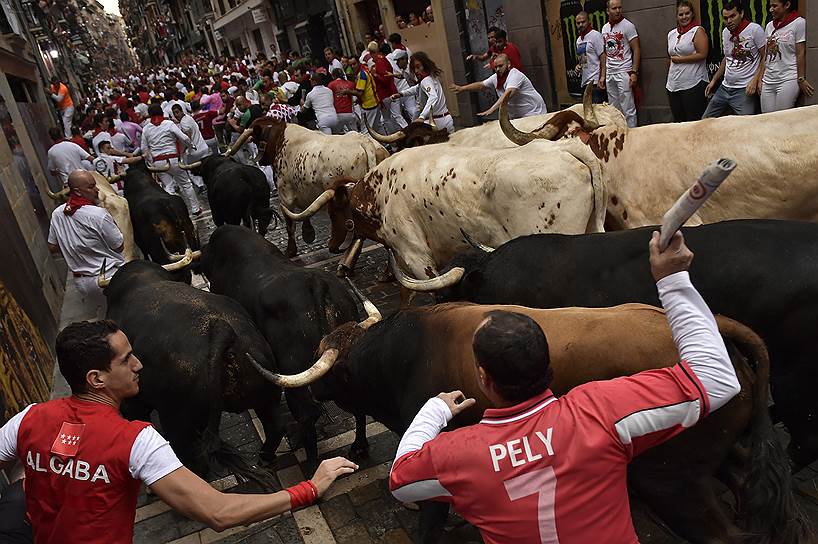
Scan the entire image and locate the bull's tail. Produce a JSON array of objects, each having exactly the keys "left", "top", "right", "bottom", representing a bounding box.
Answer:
[
  {"left": 566, "top": 143, "right": 606, "bottom": 233},
  {"left": 716, "top": 316, "right": 816, "bottom": 543}
]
